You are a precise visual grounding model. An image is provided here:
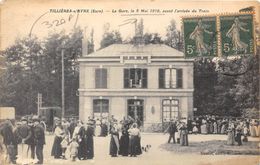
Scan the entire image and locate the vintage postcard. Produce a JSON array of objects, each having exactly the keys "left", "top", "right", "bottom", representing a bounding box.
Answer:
[{"left": 0, "top": 0, "right": 259, "bottom": 165}]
